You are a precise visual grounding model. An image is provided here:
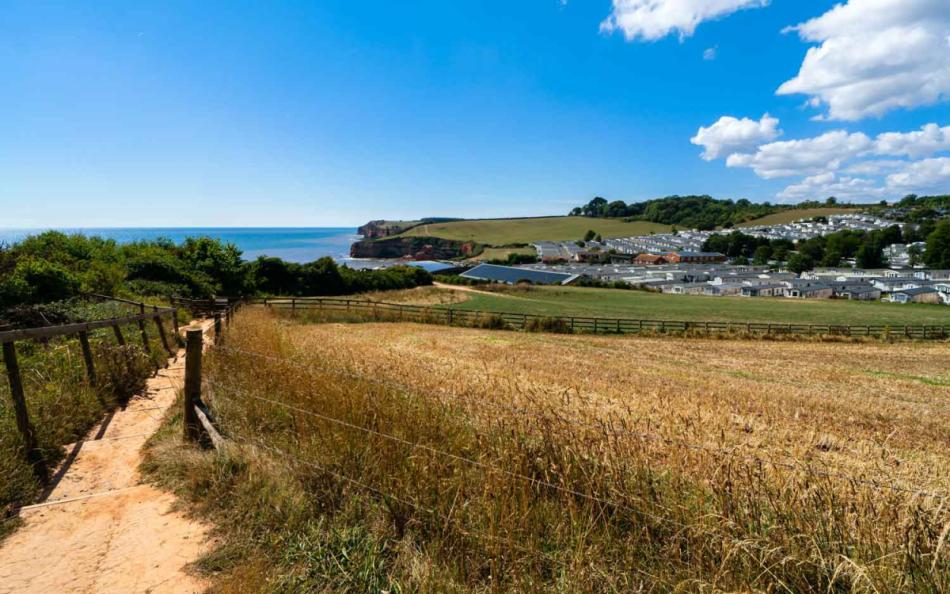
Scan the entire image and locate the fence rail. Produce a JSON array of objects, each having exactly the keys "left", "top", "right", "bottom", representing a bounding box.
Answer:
[
  {"left": 249, "top": 297, "right": 950, "bottom": 340},
  {"left": 1, "top": 298, "right": 180, "bottom": 483}
]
